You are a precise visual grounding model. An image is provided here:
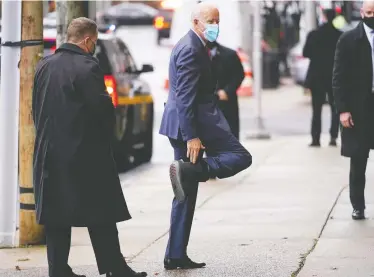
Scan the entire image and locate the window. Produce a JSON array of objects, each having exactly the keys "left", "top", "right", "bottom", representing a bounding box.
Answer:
[
  {"left": 93, "top": 40, "right": 113, "bottom": 75},
  {"left": 116, "top": 39, "right": 138, "bottom": 73}
]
